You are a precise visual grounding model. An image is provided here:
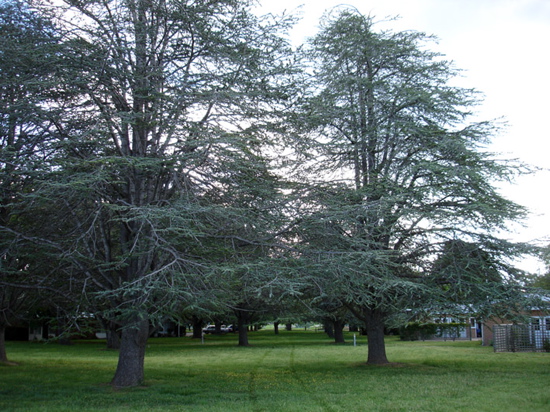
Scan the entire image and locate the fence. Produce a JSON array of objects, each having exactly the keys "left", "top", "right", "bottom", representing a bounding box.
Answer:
[{"left": 493, "top": 323, "right": 550, "bottom": 352}]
